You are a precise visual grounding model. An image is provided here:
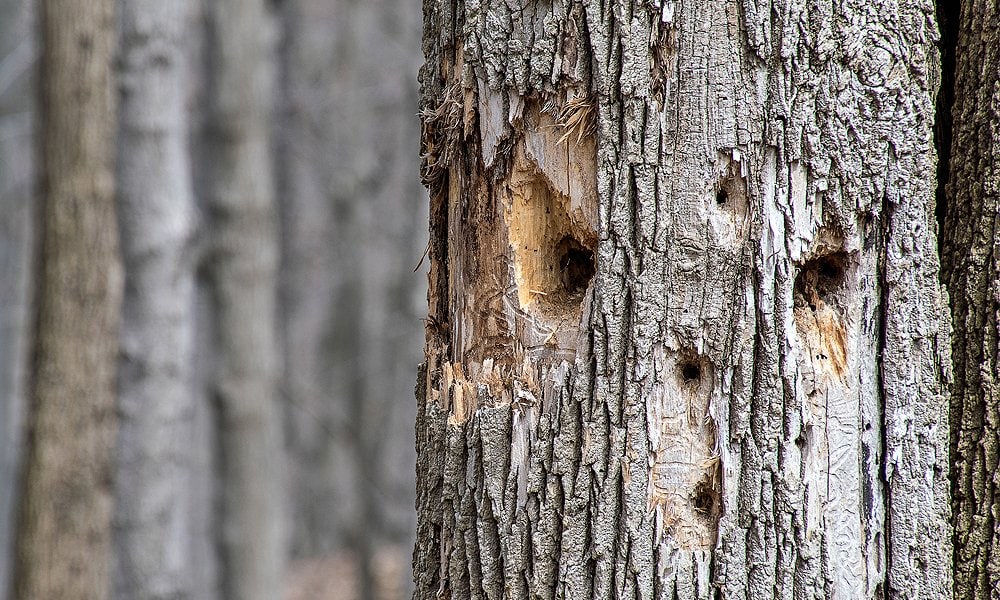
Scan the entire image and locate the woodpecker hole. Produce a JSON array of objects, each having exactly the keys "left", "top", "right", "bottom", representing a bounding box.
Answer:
[
  {"left": 680, "top": 361, "right": 701, "bottom": 383},
  {"left": 557, "top": 236, "right": 596, "bottom": 296},
  {"left": 794, "top": 250, "right": 850, "bottom": 305},
  {"left": 712, "top": 159, "right": 747, "bottom": 216},
  {"left": 793, "top": 245, "right": 851, "bottom": 379},
  {"left": 691, "top": 470, "right": 721, "bottom": 524},
  {"left": 506, "top": 163, "right": 597, "bottom": 311}
]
